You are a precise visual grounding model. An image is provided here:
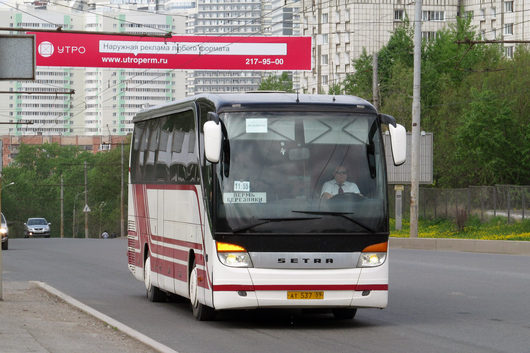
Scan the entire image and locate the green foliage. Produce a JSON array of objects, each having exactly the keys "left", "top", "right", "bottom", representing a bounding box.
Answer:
[
  {"left": 2, "top": 142, "right": 129, "bottom": 238},
  {"left": 343, "top": 48, "right": 373, "bottom": 99},
  {"left": 390, "top": 217, "right": 530, "bottom": 241},
  {"left": 453, "top": 89, "right": 519, "bottom": 185},
  {"left": 328, "top": 83, "right": 342, "bottom": 95},
  {"left": 341, "top": 15, "right": 530, "bottom": 187},
  {"left": 258, "top": 72, "right": 294, "bottom": 92},
  {"left": 377, "top": 23, "right": 414, "bottom": 87}
]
